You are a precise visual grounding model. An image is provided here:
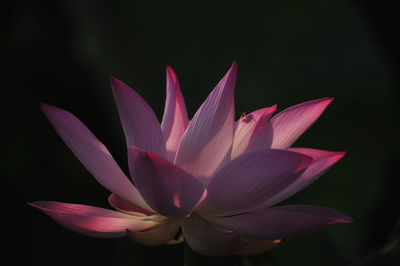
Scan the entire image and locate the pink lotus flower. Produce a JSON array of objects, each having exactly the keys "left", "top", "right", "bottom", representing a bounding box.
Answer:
[{"left": 31, "top": 62, "right": 352, "bottom": 256}]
